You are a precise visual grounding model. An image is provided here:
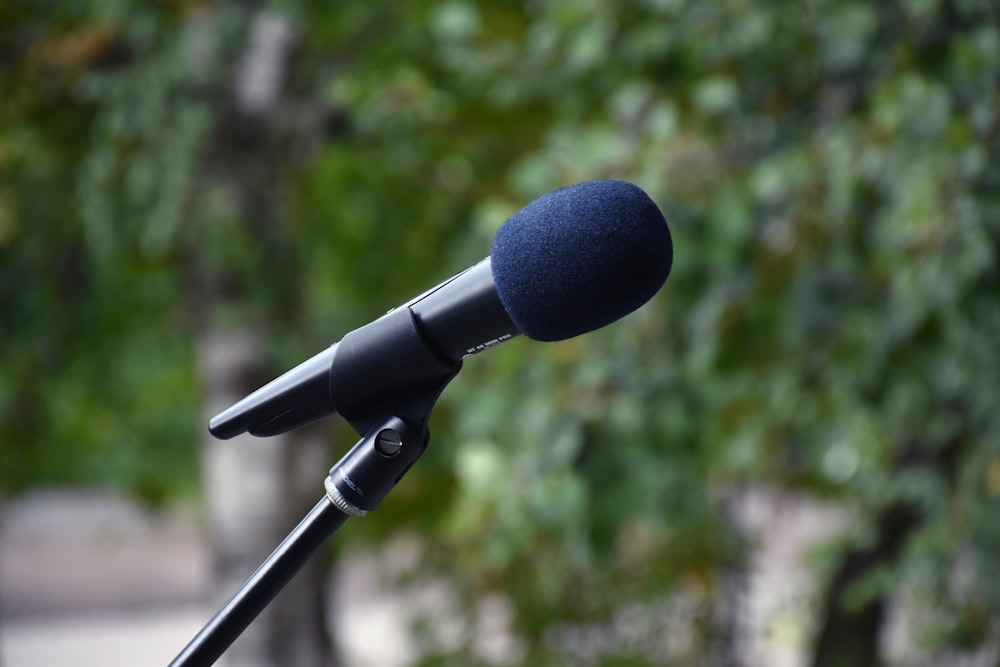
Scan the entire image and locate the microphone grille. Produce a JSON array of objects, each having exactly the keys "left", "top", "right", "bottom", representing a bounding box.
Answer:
[{"left": 491, "top": 180, "right": 673, "bottom": 342}]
